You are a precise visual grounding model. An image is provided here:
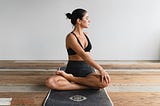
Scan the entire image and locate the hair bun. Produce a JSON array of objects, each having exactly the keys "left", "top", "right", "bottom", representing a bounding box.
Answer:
[{"left": 66, "top": 13, "right": 72, "bottom": 19}]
